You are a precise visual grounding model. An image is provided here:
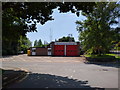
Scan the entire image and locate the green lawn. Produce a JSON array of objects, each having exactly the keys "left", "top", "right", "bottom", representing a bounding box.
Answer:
[{"left": 106, "top": 54, "right": 120, "bottom": 59}]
